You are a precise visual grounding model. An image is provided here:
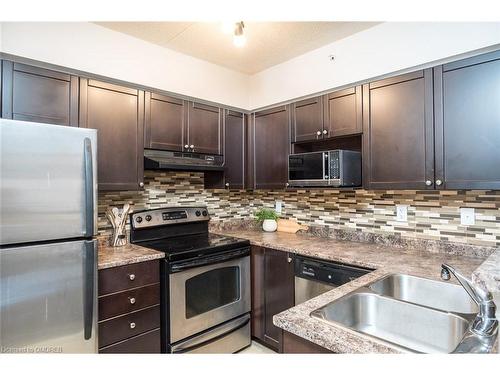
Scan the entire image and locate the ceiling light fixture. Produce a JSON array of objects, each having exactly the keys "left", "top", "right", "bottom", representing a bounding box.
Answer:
[{"left": 232, "top": 21, "right": 246, "bottom": 48}]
